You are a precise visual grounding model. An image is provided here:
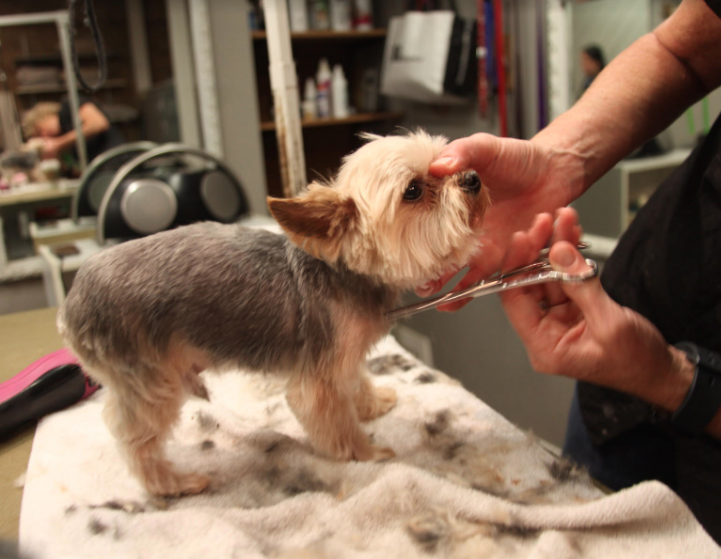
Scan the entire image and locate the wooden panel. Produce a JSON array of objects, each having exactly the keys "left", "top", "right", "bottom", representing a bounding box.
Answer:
[
  {"left": 252, "top": 29, "right": 387, "bottom": 40},
  {"left": 143, "top": 0, "right": 173, "bottom": 85},
  {"left": 262, "top": 117, "right": 400, "bottom": 199},
  {"left": 260, "top": 112, "right": 402, "bottom": 131}
]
